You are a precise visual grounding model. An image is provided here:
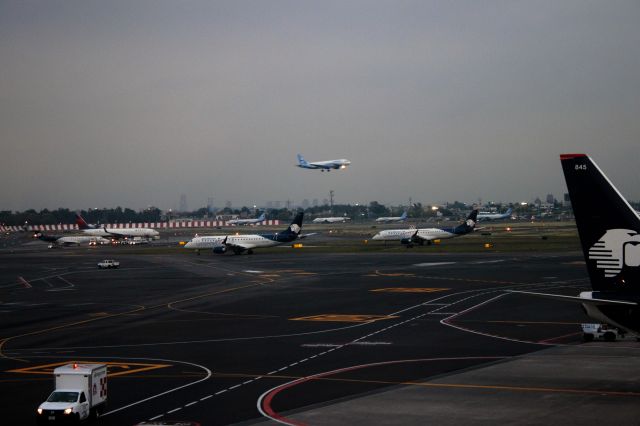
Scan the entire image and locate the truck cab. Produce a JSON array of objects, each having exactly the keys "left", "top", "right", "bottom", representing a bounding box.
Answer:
[
  {"left": 37, "top": 390, "right": 90, "bottom": 423},
  {"left": 36, "top": 363, "right": 107, "bottom": 423}
]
